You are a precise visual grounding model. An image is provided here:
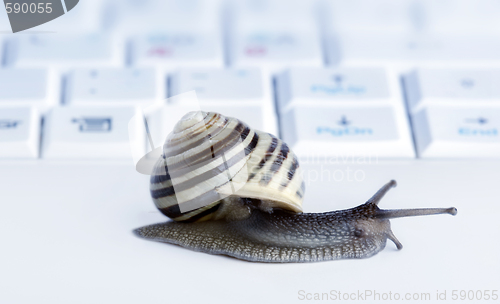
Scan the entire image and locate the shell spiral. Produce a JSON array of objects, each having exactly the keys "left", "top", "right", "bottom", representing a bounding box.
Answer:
[{"left": 149, "top": 111, "right": 305, "bottom": 222}]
